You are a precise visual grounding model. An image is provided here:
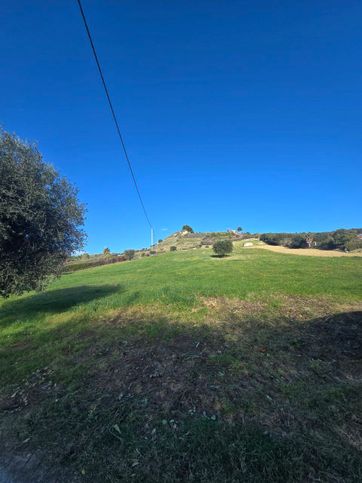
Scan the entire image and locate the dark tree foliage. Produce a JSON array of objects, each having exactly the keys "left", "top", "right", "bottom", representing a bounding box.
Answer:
[
  {"left": 0, "top": 130, "right": 85, "bottom": 297},
  {"left": 261, "top": 229, "right": 362, "bottom": 251},
  {"left": 124, "top": 249, "right": 135, "bottom": 260},
  {"left": 213, "top": 239, "right": 233, "bottom": 257},
  {"left": 170, "top": 246, "right": 177, "bottom": 251},
  {"left": 332, "top": 229, "right": 357, "bottom": 250},
  {"left": 288, "top": 235, "right": 308, "bottom": 249},
  {"left": 182, "top": 225, "right": 194, "bottom": 233},
  {"left": 345, "top": 238, "right": 362, "bottom": 251}
]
